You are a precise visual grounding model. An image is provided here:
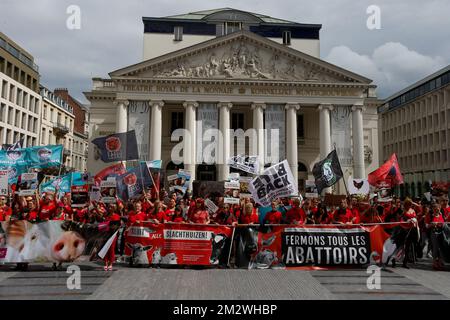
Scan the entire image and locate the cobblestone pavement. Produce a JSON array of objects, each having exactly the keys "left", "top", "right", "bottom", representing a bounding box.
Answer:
[{"left": 0, "top": 259, "right": 448, "bottom": 300}]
